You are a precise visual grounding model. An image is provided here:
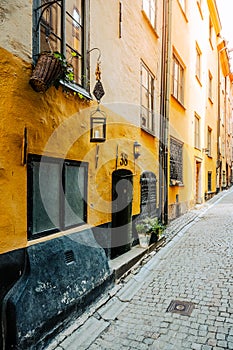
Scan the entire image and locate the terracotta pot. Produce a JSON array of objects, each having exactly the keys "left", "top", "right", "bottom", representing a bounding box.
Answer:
[{"left": 29, "top": 52, "right": 64, "bottom": 93}]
